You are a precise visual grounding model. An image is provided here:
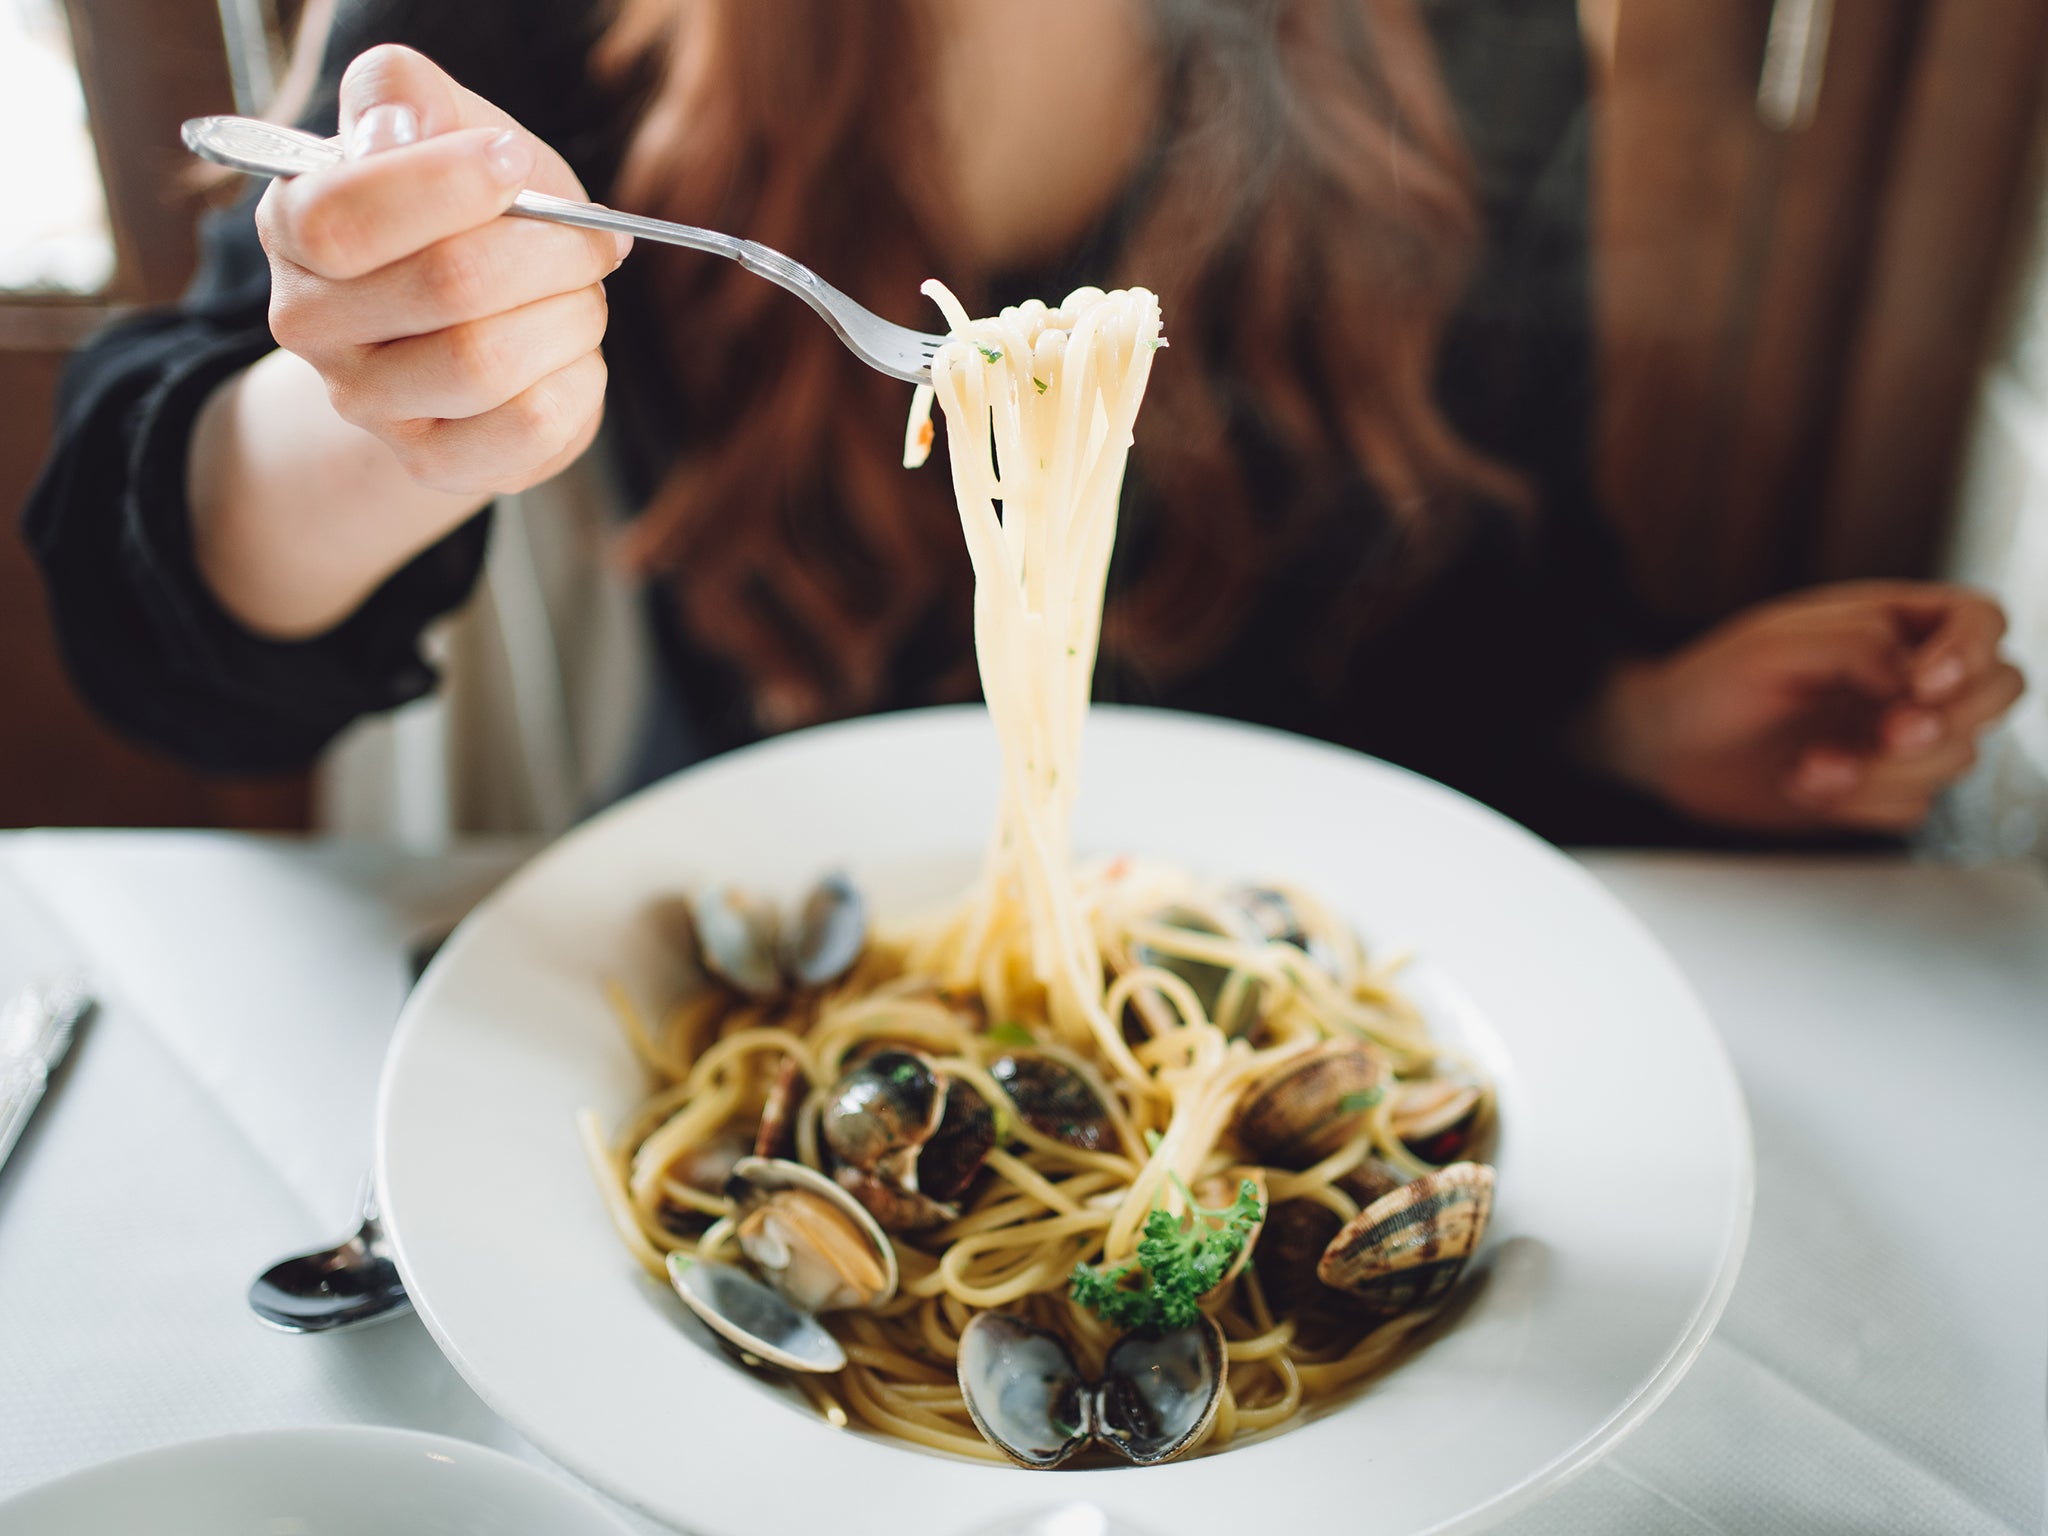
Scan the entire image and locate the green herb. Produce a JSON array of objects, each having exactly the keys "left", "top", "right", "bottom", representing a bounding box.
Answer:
[
  {"left": 1033, "top": 376, "right": 1049, "bottom": 394},
  {"left": 975, "top": 342, "right": 1004, "bottom": 363},
  {"left": 988, "top": 1020, "right": 1036, "bottom": 1048},
  {"left": 1337, "top": 1087, "right": 1383, "bottom": 1115},
  {"left": 1068, "top": 1176, "right": 1263, "bottom": 1333},
  {"left": 1149, "top": 336, "right": 1170, "bottom": 350}
]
